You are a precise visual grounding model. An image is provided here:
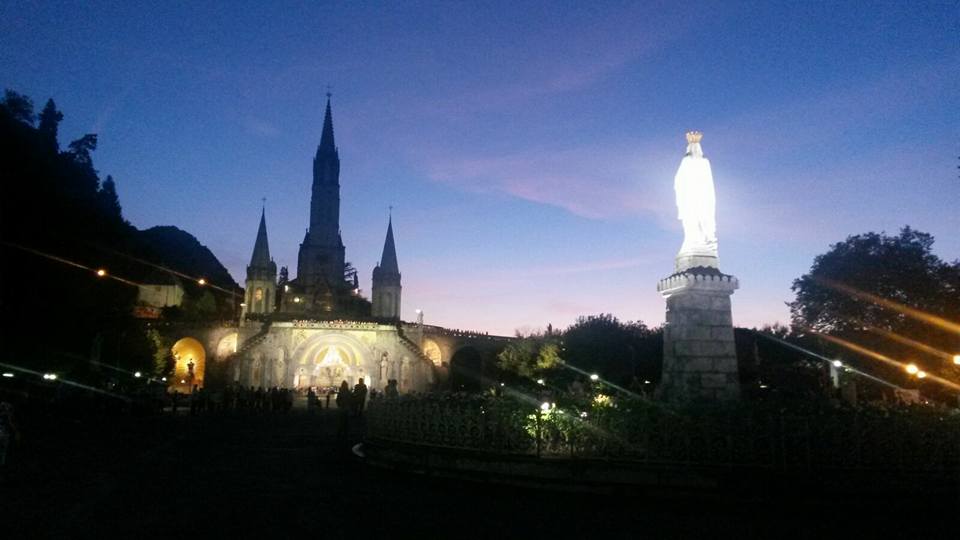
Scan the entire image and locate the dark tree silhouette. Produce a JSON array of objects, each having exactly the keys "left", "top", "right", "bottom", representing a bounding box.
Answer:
[
  {"left": 276, "top": 266, "right": 289, "bottom": 306},
  {"left": 790, "top": 227, "right": 960, "bottom": 396},
  {"left": 790, "top": 227, "right": 957, "bottom": 334},
  {"left": 2, "top": 90, "right": 34, "bottom": 124},
  {"left": 563, "top": 314, "right": 661, "bottom": 386},
  {"left": 67, "top": 133, "right": 98, "bottom": 168},
  {"left": 98, "top": 175, "right": 123, "bottom": 221},
  {"left": 37, "top": 98, "right": 63, "bottom": 151}
]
